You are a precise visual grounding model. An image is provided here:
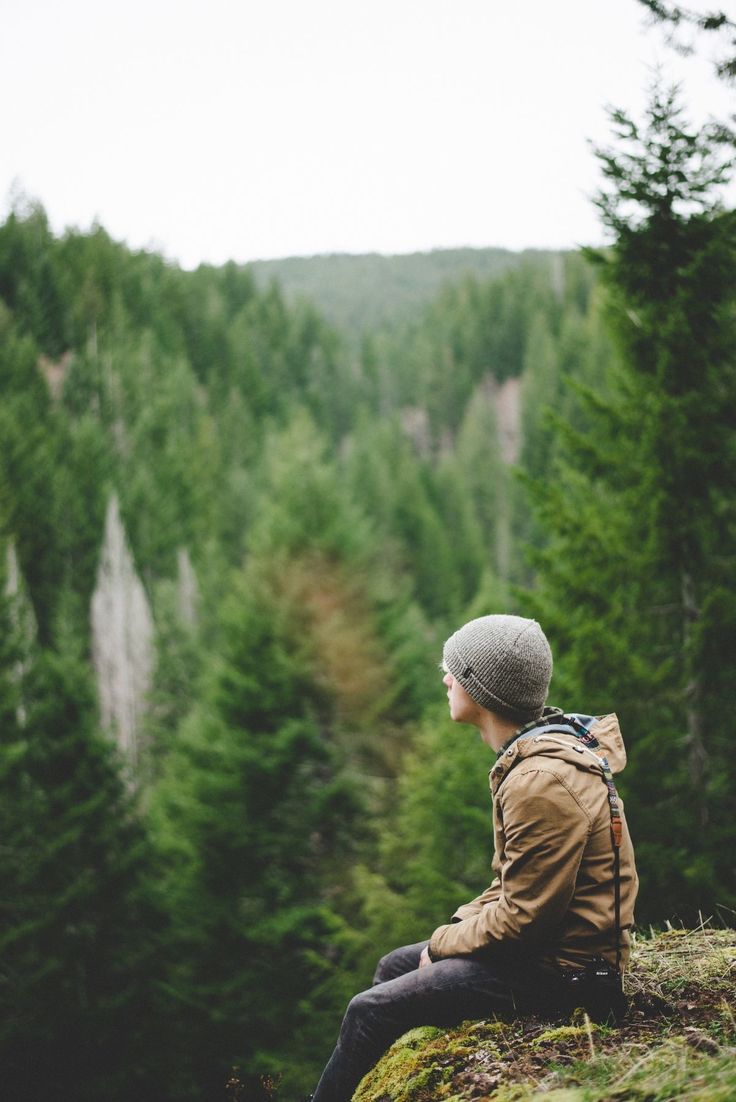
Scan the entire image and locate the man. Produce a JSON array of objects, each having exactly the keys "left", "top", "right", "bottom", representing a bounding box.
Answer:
[{"left": 311, "top": 614, "right": 638, "bottom": 1102}]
